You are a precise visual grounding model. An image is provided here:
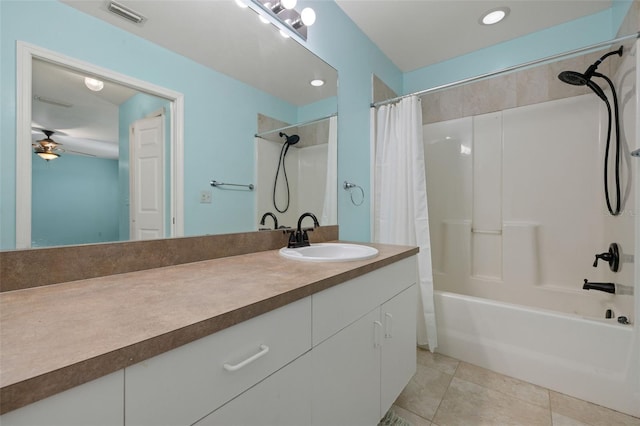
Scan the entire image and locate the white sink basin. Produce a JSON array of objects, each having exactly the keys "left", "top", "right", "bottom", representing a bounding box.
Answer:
[{"left": 279, "top": 243, "right": 379, "bottom": 262}]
